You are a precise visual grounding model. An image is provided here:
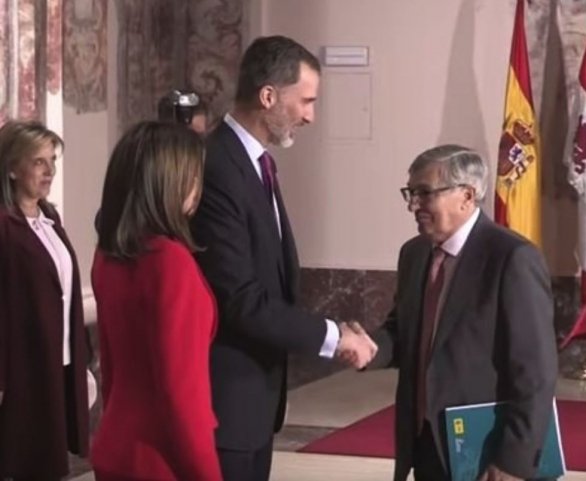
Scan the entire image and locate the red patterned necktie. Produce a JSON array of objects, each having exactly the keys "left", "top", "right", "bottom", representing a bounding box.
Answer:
[
  {"left": 258, "top": 151, "right": 276, "bottom": 203},
  {"left": 416, "top": 247, "right": 447, "bottom": 433}
]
